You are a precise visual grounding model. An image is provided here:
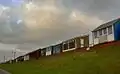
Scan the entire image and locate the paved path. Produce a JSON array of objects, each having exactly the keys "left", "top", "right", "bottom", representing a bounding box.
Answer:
[{"left": 0, "top": 69, "right": 10, "bottom": 74}]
